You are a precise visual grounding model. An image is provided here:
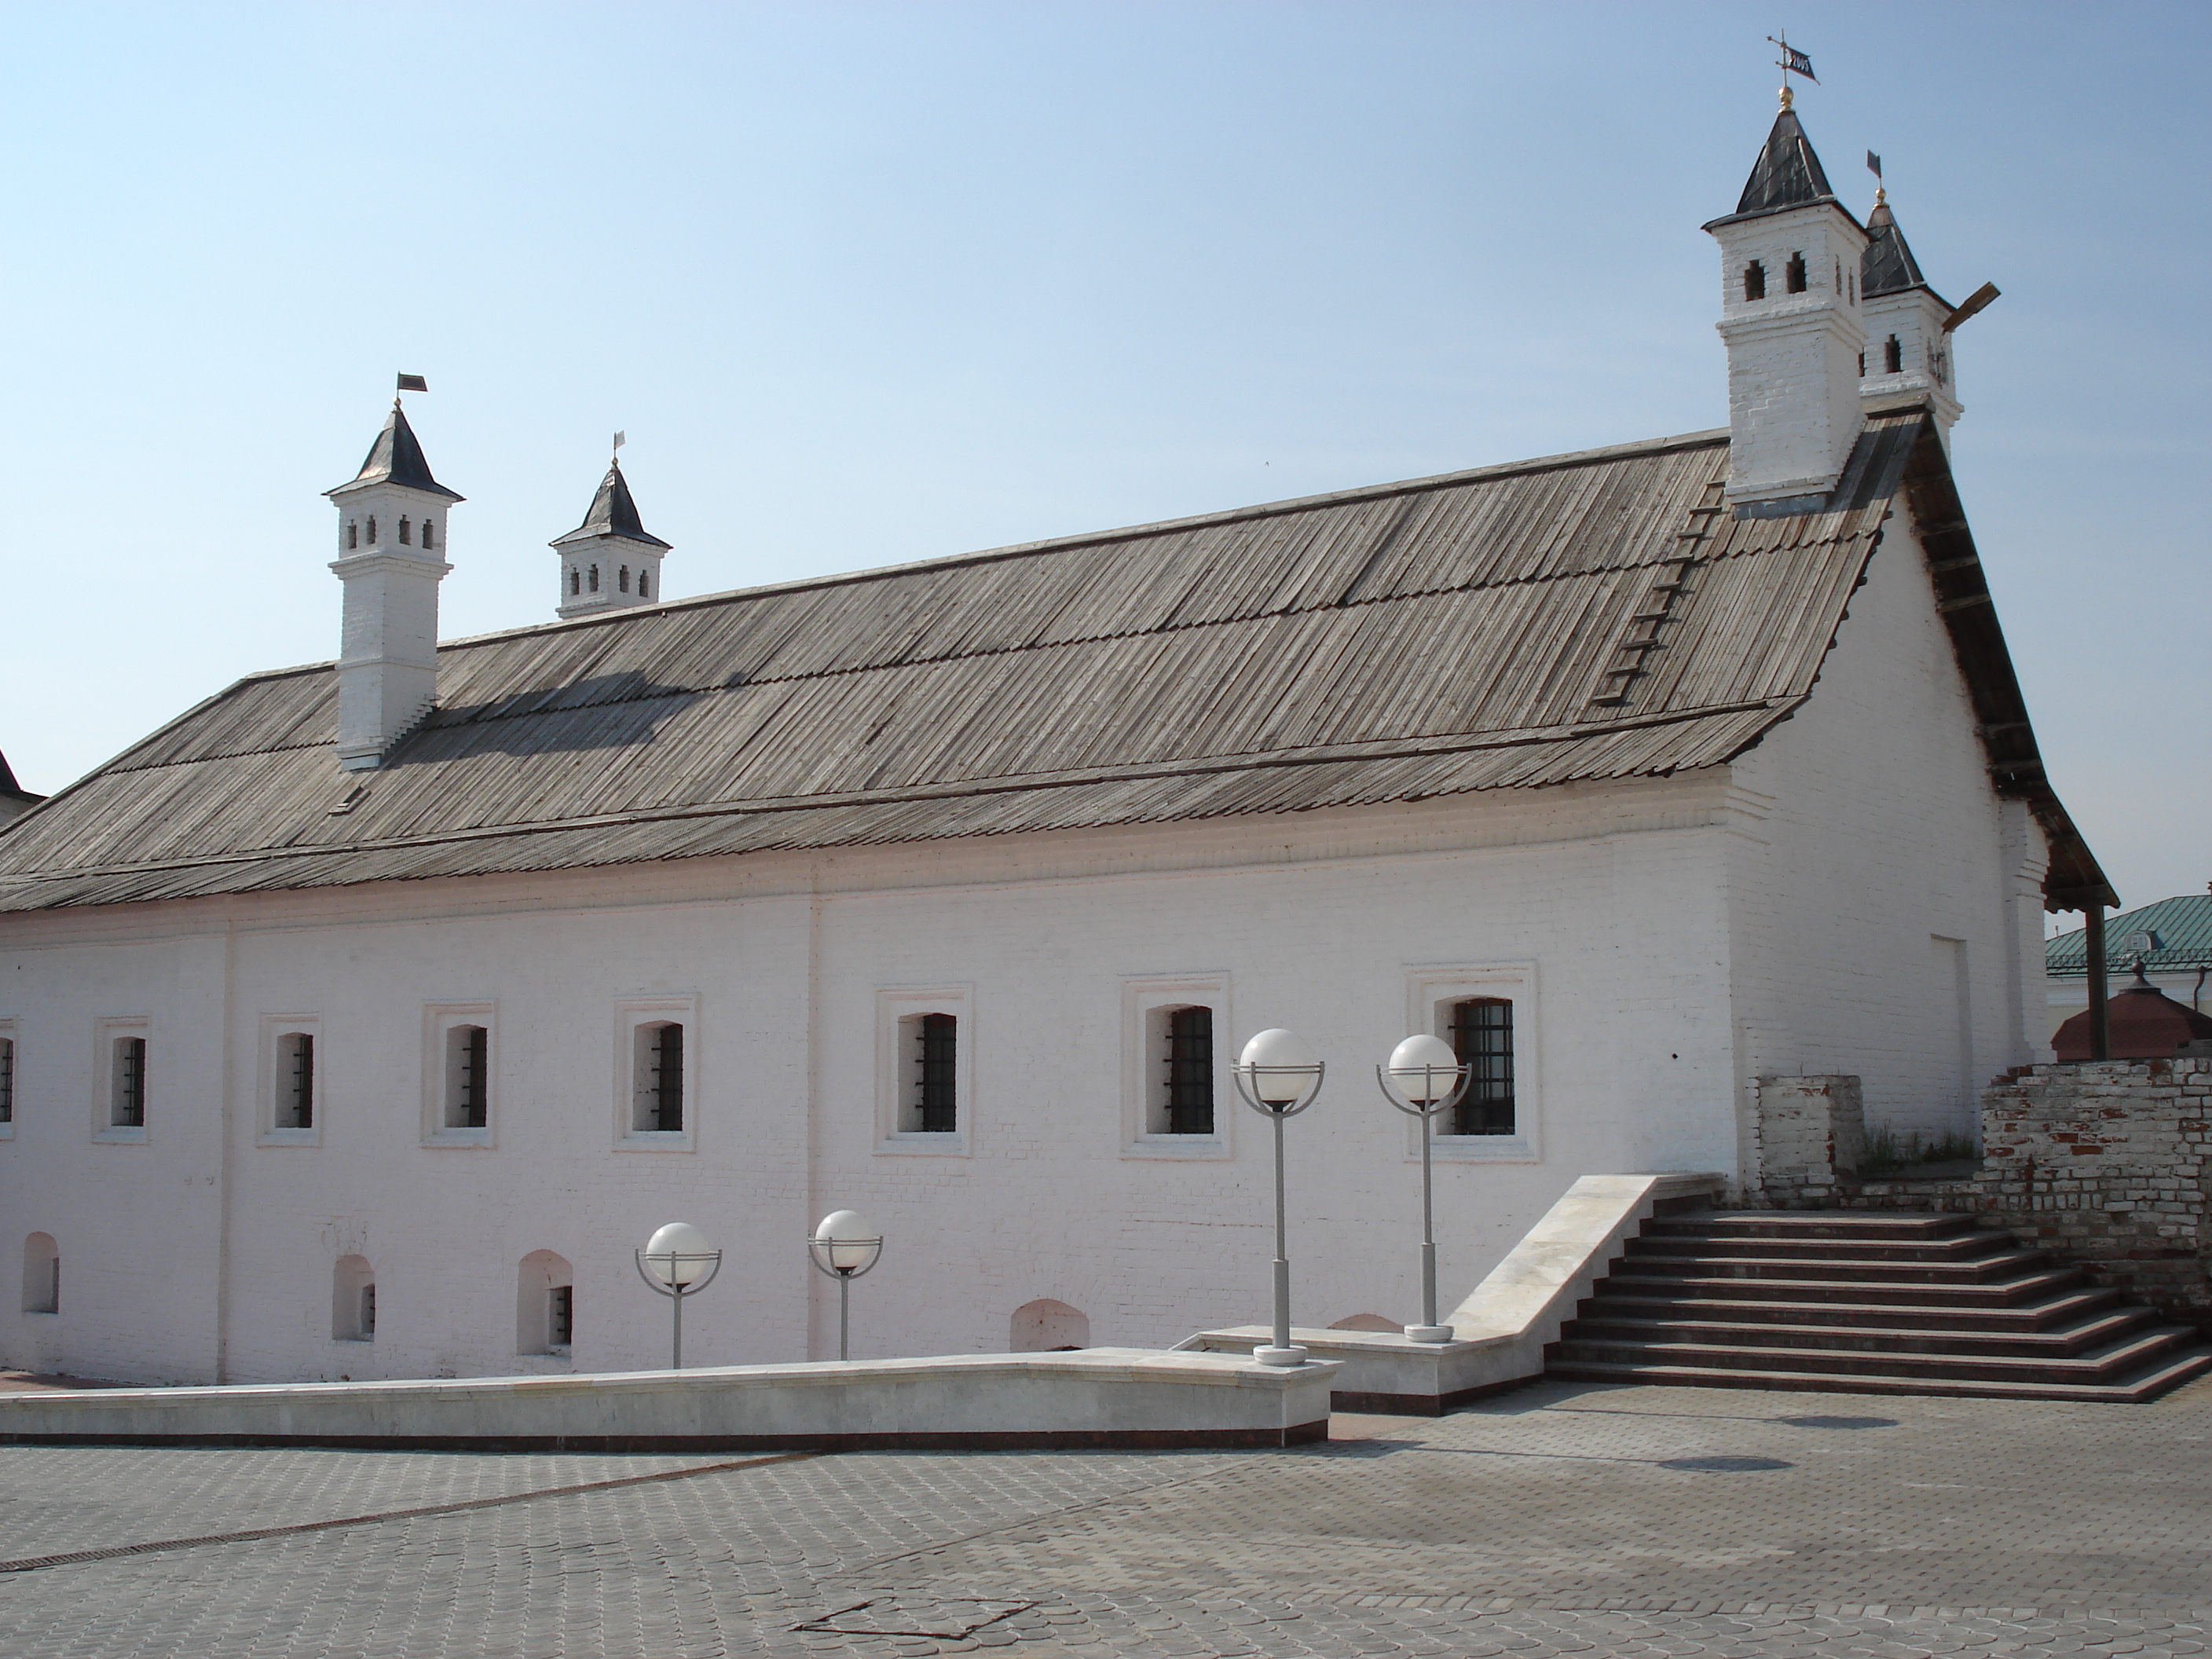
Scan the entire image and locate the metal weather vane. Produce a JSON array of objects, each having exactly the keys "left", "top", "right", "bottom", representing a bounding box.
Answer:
[{"left": 1767, "top": 31, "right": 1818, "bottom": 107}]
